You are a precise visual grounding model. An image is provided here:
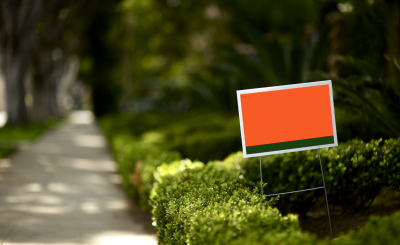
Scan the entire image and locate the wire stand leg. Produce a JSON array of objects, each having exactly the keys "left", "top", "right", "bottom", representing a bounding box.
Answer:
[
  {"left": 318, "top": 148, "right": 333, "bottom": 240},
  {"left": 259, "top": 156, "right": 263, "bottom": 196}
]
